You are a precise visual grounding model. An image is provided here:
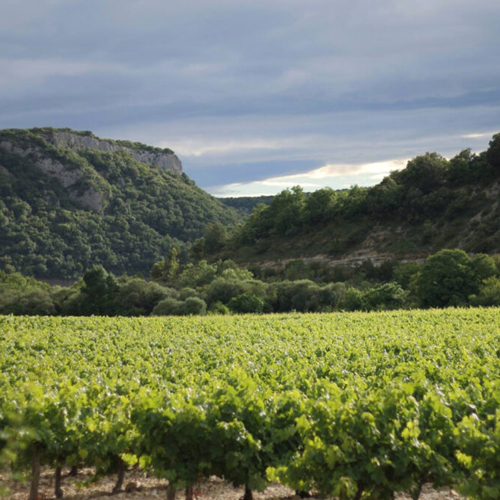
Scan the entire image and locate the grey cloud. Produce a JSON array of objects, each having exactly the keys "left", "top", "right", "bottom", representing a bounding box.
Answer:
[{"left": 1, "top": 0, "right": 499, "bottom": 192}]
